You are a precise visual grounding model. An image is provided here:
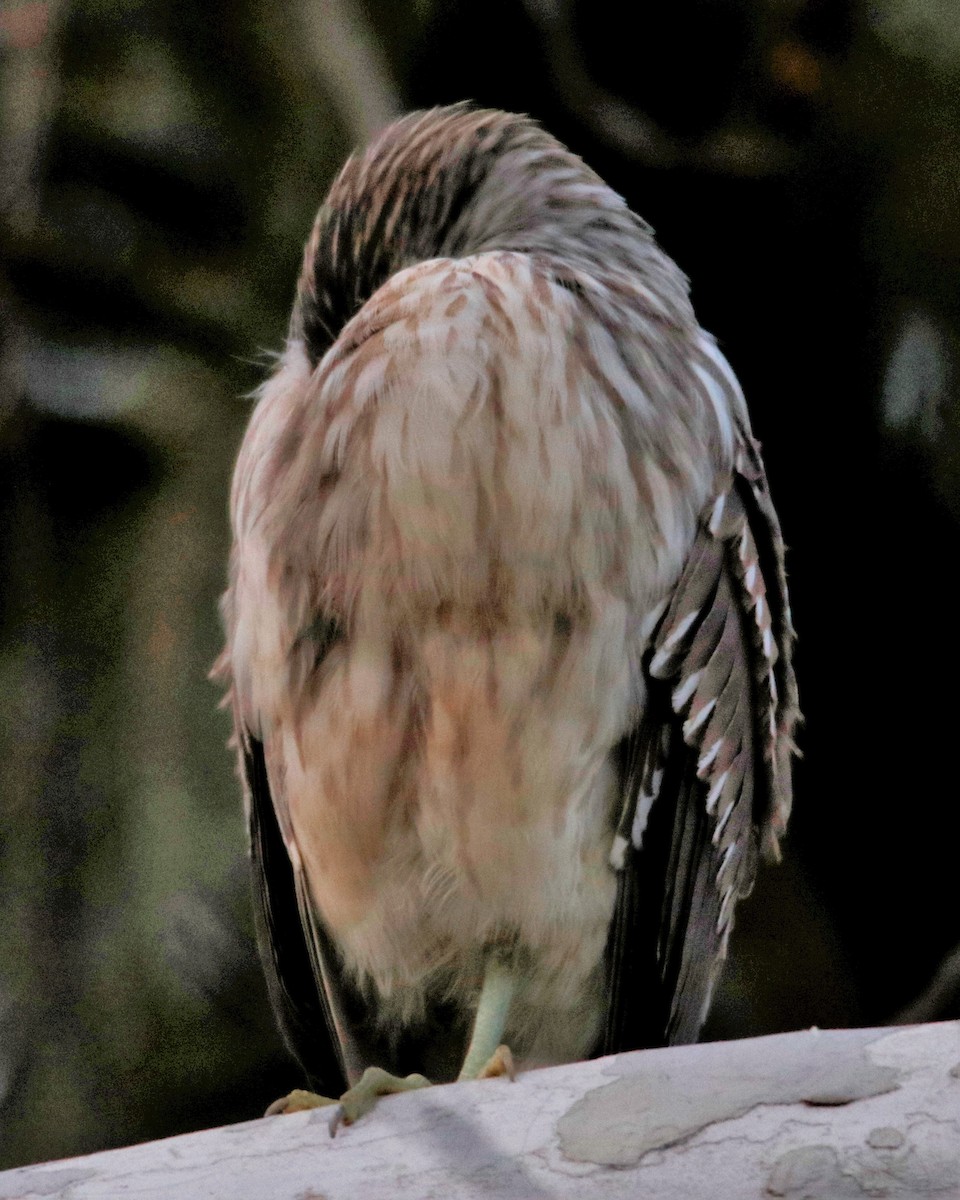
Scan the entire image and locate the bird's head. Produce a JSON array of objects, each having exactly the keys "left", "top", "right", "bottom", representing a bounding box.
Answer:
[{"left": 292, "top": 103, "right": 688, "bottom": 367}]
